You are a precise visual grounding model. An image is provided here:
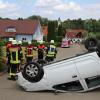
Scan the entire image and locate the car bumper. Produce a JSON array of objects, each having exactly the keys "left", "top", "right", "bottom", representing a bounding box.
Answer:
[{"left": 17, "top": 72, "right": 50, "bottom": 91}]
